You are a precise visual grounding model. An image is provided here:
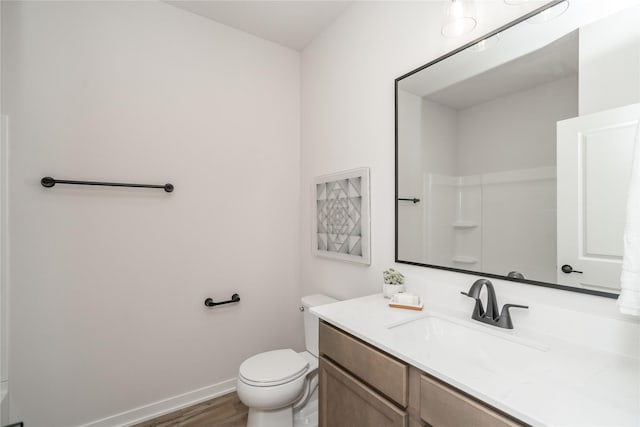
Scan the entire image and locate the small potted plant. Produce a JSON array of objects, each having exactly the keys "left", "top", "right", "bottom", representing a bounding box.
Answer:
[{"left": 382, "top": 268, "right": 405, "bottom": 298}]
